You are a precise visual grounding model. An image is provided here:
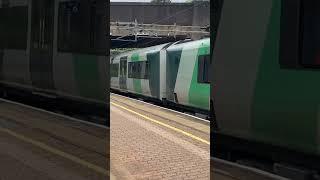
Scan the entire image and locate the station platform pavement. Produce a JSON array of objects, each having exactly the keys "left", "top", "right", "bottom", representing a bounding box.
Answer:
[
  {"left": 110, "top": 93, "right": 210, "bottom": 180},
  {"left": 0, "top": 98, "right": 109, "bottom": 180}
]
